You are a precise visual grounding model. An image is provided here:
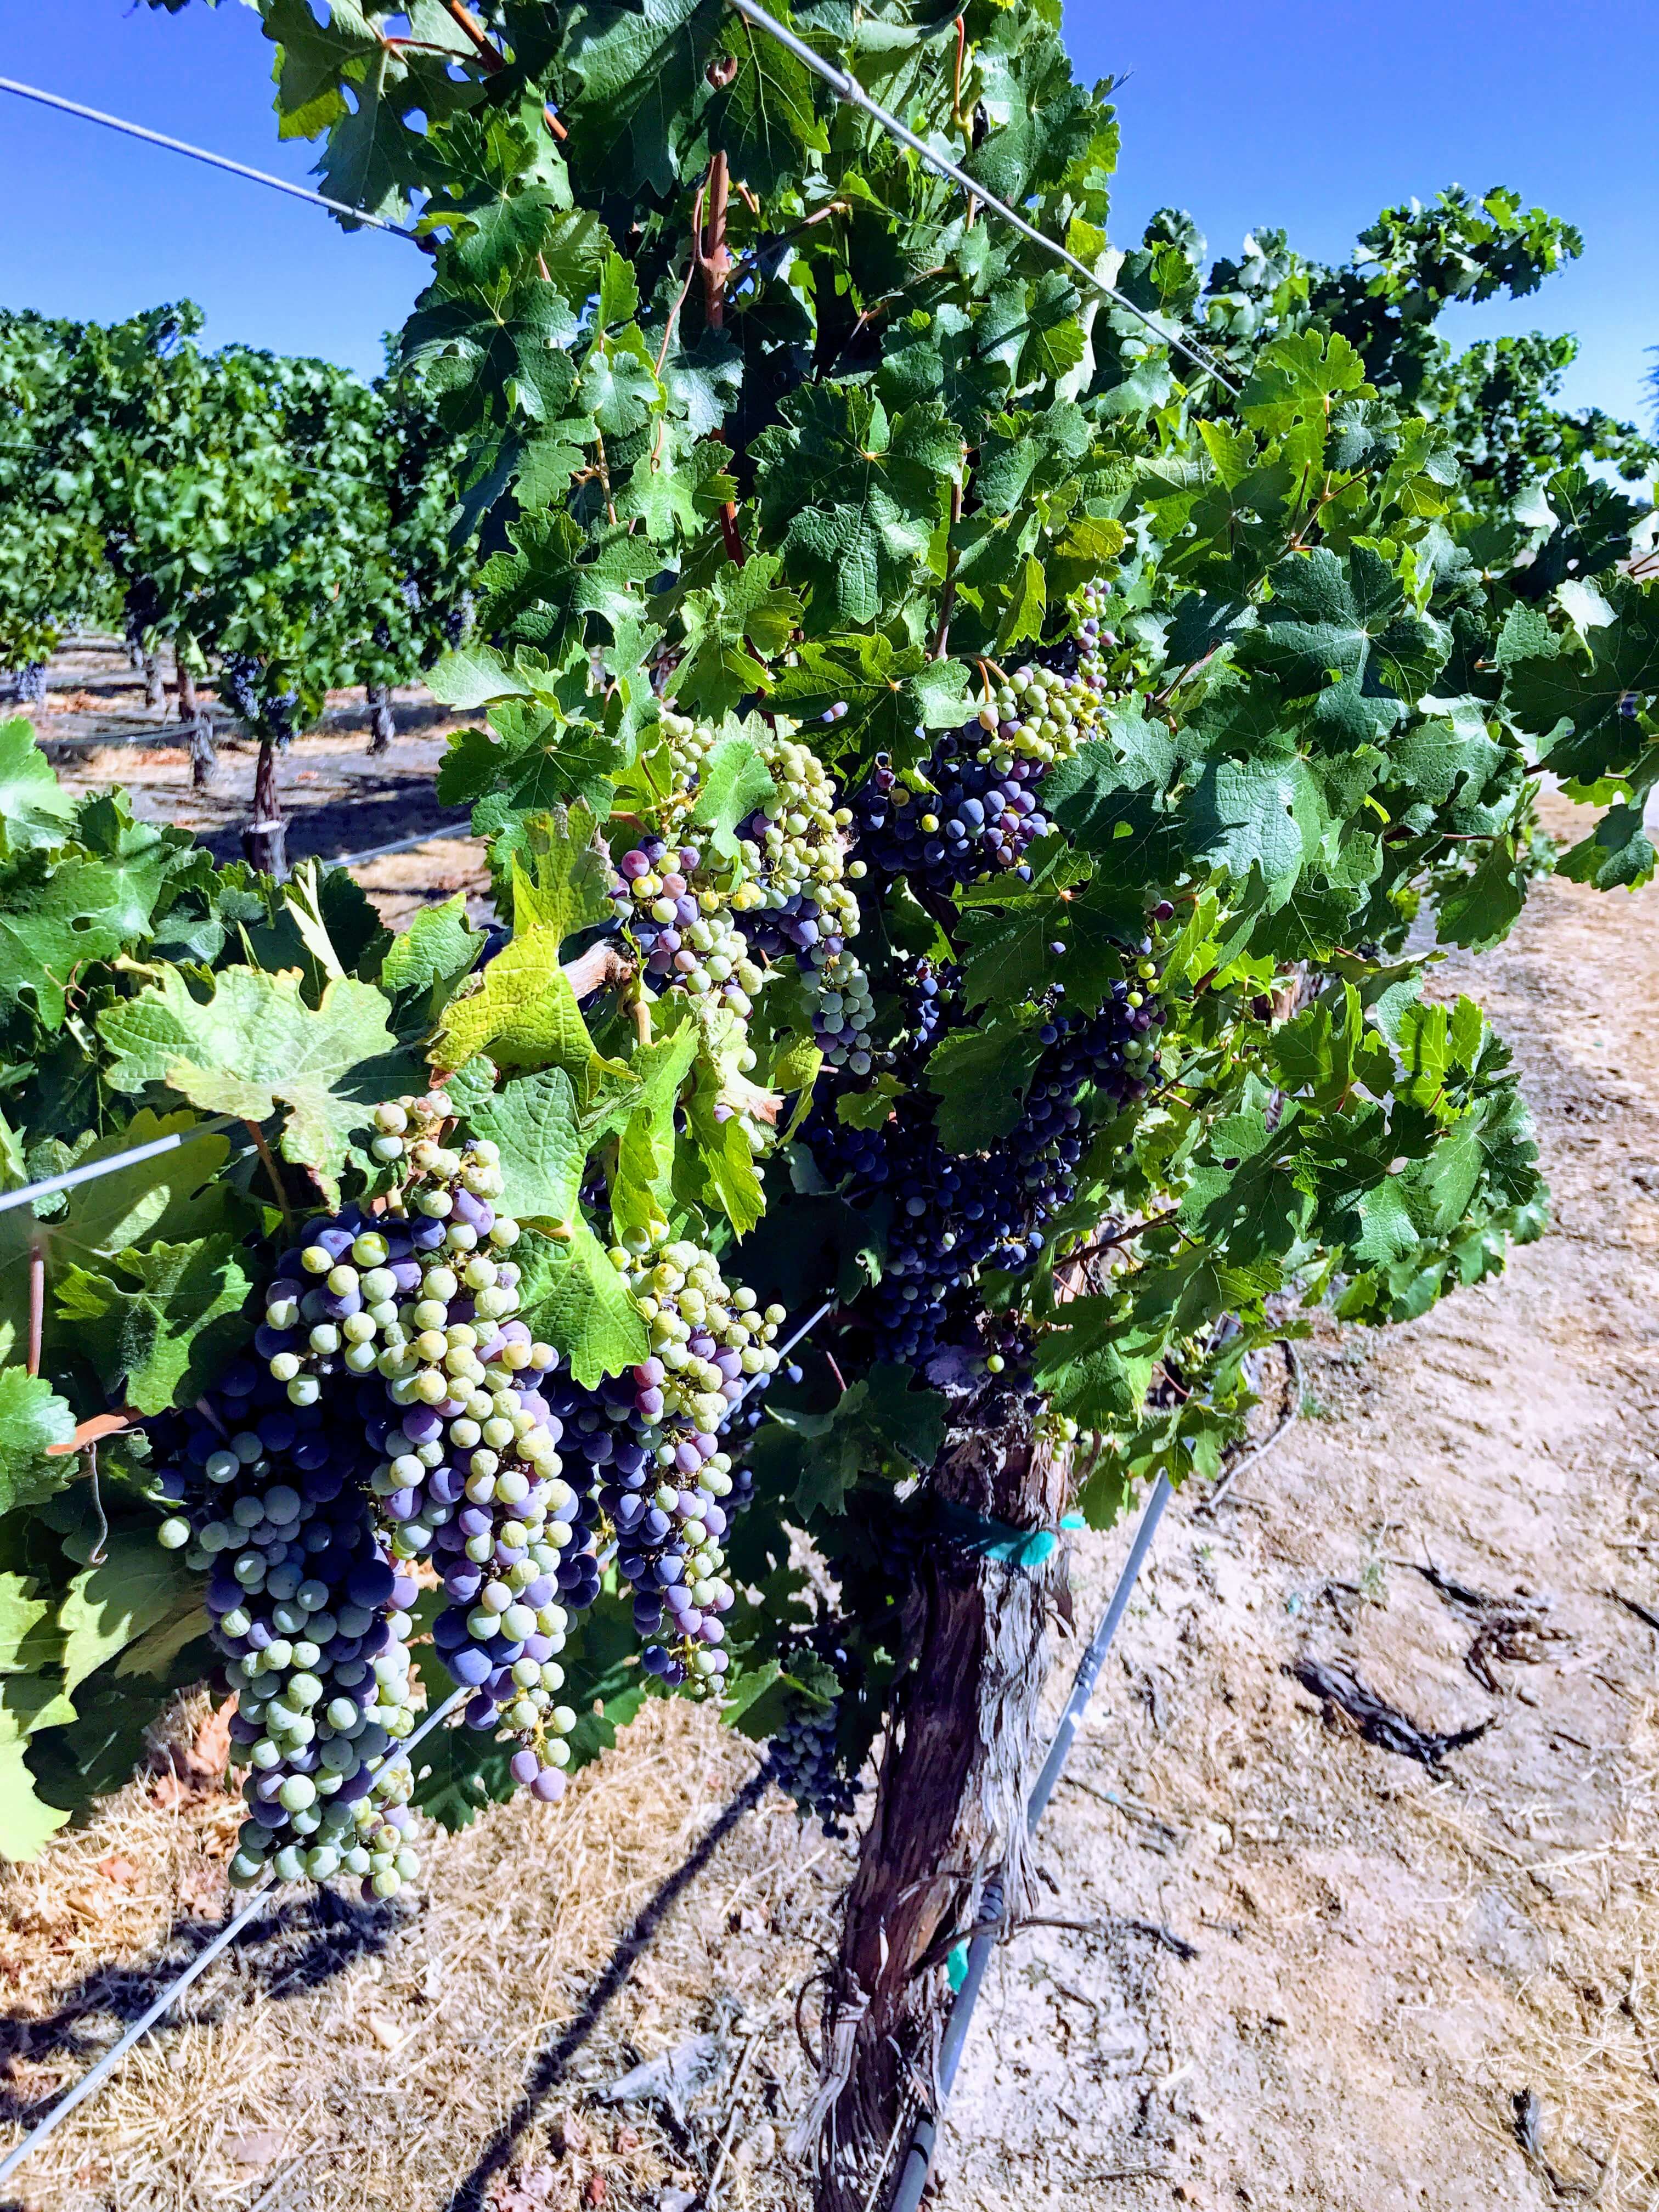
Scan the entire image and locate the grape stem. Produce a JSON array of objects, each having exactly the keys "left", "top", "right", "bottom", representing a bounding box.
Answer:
[
  {"left": 562, "top": 939, "right": 633, "bottom": 999},
  {"left": 1060, "top": 1205, "right": 1182, "bottom": 1274},
  {"left": 26, "top": 1235, "right": 44, "bottom": 1378},
  {"left": 243, "top": 1118, "right": 295, "bottom": 1236}
]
